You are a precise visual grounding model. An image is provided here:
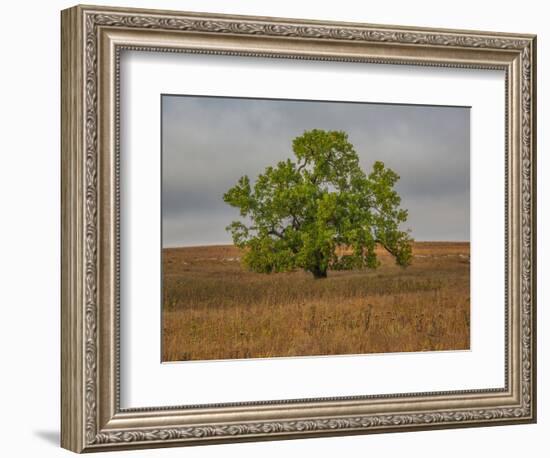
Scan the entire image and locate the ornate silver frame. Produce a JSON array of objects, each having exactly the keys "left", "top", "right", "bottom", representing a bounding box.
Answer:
[{"left": 61, "top": 4, "right": 537, "bottom": 453}]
